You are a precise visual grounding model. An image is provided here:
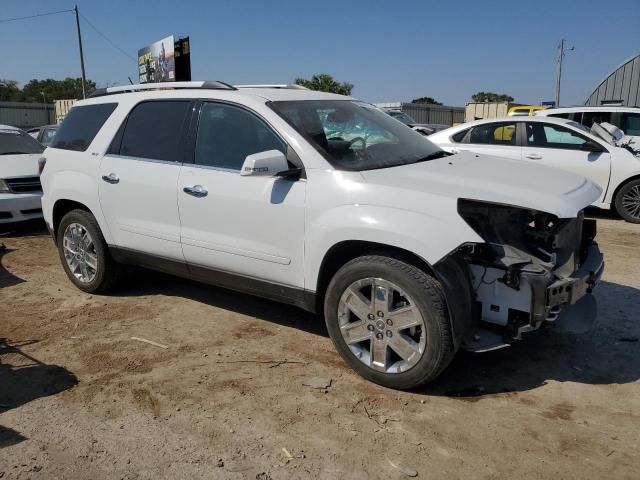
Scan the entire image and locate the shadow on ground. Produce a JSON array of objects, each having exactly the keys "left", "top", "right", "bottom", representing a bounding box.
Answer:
[
  {"left": 425, "top": 280, "right": 640, "bottom": 398},
  {"left": 118, "top": 266, "right": 639, "bottom": 397},
  {"left": 0, "top": 247, "right": 24, "bottom": 289},
  {"left": 0, "top": 219, "right": 47, "bottom": 289},
  {"left": 121, "top": 267, "right": 327, "bottom": 337},
  {"left": 0, "top": 338, "right": 78, "bottom": 448},
  {"left": 585, "top": 206, "right": 621, "bottom": 221},
  {"left": 0, "top": 219, "right": 48, "bottom": 237}
]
